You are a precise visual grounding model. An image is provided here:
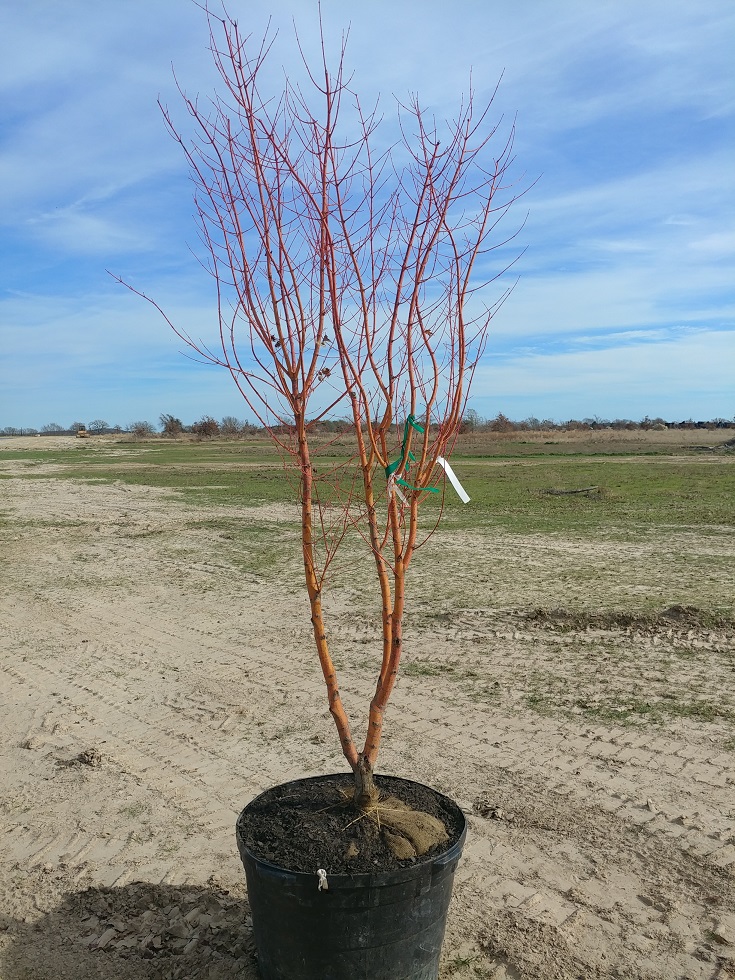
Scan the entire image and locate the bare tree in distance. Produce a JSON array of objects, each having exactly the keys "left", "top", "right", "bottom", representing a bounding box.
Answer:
[
  {"left": 114, "top": 8, "right": 527, "bottom": 809},
  {"left": 130, "top": 421, "right": 157, "bottom": 437},
  {"left": 220, "top": 415, "right": 243, "bottom": 436},
  {"left": 159, "top": 413, "right": 185, "bottom": 436},
  {"left": 191, "top": 415, "right": 220, "bottom": 438}
]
